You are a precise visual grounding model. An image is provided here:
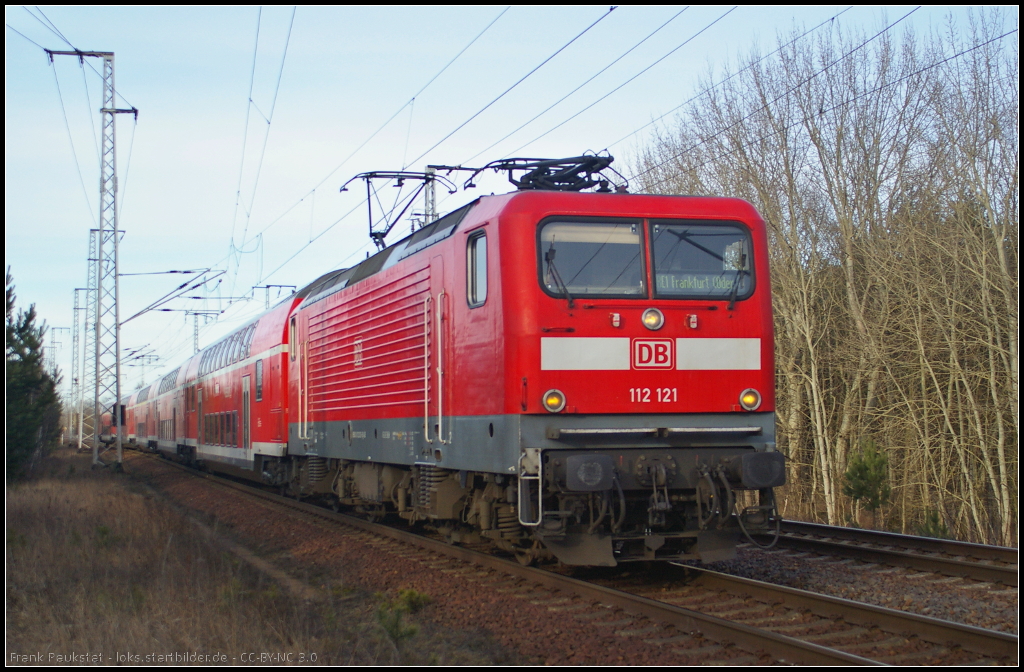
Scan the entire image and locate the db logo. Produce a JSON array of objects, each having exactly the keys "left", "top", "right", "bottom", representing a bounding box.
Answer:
[{"left": 632, "top": 339, "right": 674, "bottom": 369}]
